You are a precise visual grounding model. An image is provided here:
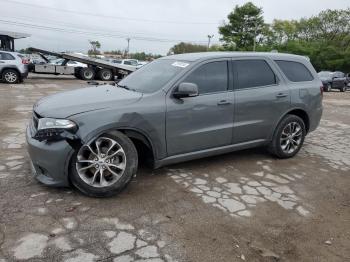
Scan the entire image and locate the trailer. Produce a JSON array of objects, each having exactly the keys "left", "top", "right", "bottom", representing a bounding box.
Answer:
[{"left": 28, "top": 47, "right": 137, "bottom": 81}]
